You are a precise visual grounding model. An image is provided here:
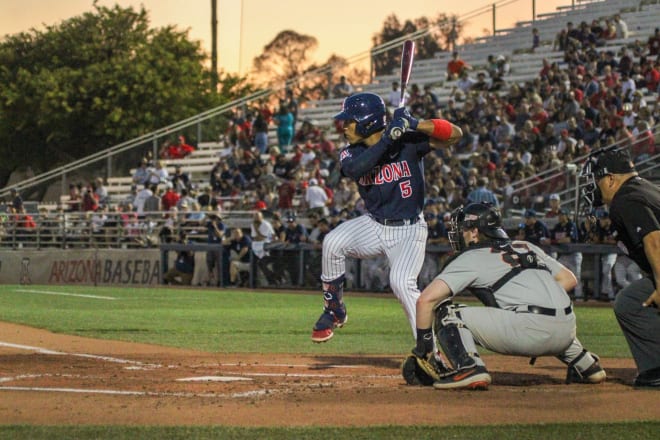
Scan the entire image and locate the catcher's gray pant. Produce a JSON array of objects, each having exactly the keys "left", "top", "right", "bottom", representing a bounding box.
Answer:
[
  {"left": 613, "top": 276, "right": 660, "bottom": 374},
  {"left": 322, "top": 214, "right": 427, "bottom": 334},
  {"left": 452, "top": 306, "right": 597, "bottom": 371}
]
